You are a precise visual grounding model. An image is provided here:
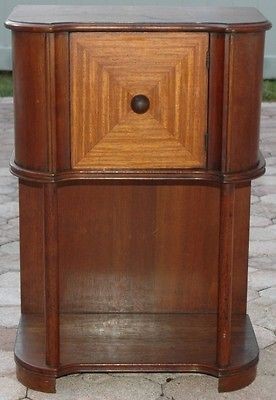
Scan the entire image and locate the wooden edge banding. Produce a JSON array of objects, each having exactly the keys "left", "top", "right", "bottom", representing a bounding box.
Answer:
[
  {"left": 14, "top": 340, "right": 258, "bottom": 394},
  {"left": 221, "top": 33, "right": 231, "bottom": 172},
  {"left": 45, "top": 34, "right": 57, "bottom": 173},
  {"left": 14, "top": 358, "right": 257, "bottom": 394},
  {"left": 55, "top": 33, "right": 71, "bottom": 170},
  {"left": 14, "top": 354, "right": 258, "bottom": 393},
  {"left": 5, "top": 21, "right": 272, "bottom": 33},
  {"left": 207, "top": 33, "right": 224, "bottom": 170},
  {"left": 42, "top": 32, "right": 71, "bottom": 173},
  {"left": 9, "top": 152, "right": 265, "bottom": 184}
]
